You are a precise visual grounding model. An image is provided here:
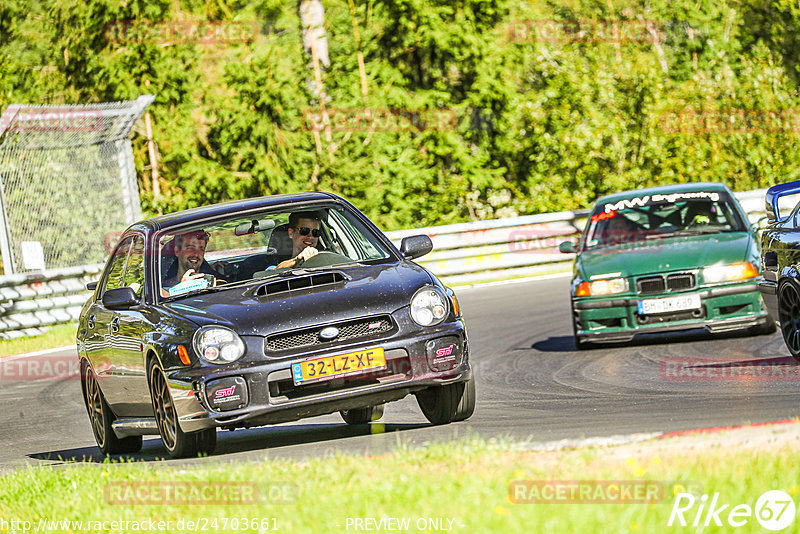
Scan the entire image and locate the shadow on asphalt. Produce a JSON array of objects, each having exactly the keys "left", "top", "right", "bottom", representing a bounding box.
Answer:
[
  {"left": 530, "top": 336, "right": 576, "bottom": 352},
  {"left": 29, "top": 422, "right": 428, "bottom": 464},
  {"left": 532, "top": 327, "right": 779, "bottom": 353}
]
